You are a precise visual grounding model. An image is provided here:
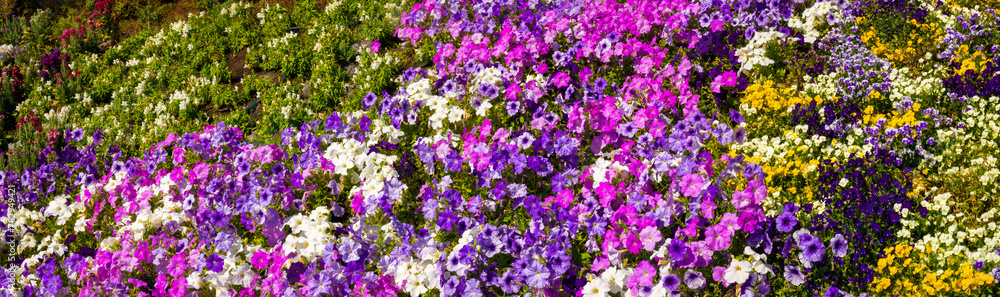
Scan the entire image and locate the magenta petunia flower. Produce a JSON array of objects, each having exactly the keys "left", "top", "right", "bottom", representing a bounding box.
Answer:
[
  {"left": 167, "top": 253, "right": 187, "bottom": 278},
  {"left": 190, "top": 162, "right": 210, "bottom": 182},
  {"left": 738, "top": 210, "right": 761, "bottom": 232},
  {"left": 554, "top": 189, "right": 575, "bottom": 209},
  {"left": 155, "top": 274, "right": 168, "bottom": 297},
  {"left": 371, "top": 39, "right": 381, "bottom": 53},
  {"left": 701, "top": 198, "right": 717, "bottom": 219},
  {"left": 680, "top": 173, "right": 704, "bottom": 197},
  {"left": 551, "top": 72, "right": 570, "bottom": 88},
  {"left": 168, "top": 278, "right": 187, "bottom": 297},
  {"left": 710, "top": 20, "right": 724, "bottom": 32},
  {"left": 711, "top": 70, "right": 739, "bottom": 93},
  {"left": 680, "top": 217, "right": 700, "bottom": 237},
  {"left": 535, "top": 61, "right": 548, "bottom": 74},
  {"left": 251, "top": 250, "right": 270, "bottom": 270},
  {"left": 596, "top": 182, "right": 616, "bottom": 207},
  {"left": 172, "top": 146, "right": 185, "bottom": 165}
]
